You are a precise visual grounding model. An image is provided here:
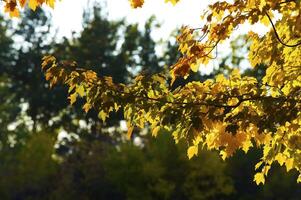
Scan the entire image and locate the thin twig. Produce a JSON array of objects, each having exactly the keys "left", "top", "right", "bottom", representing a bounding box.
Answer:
[{"left": 265, "top": 12, "right": 301, "bottom": 47}]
